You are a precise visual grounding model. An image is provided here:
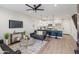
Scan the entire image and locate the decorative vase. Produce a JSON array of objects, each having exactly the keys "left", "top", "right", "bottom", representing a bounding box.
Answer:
[
  {"left": 5, "top": 39, "right": 9, "bottom": 45},
  {"left": 23, "top": 35, "right": 26, "bottom": 39},
  {"left": 23, "top": 35, "right": 28, "bottom": 40}
]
